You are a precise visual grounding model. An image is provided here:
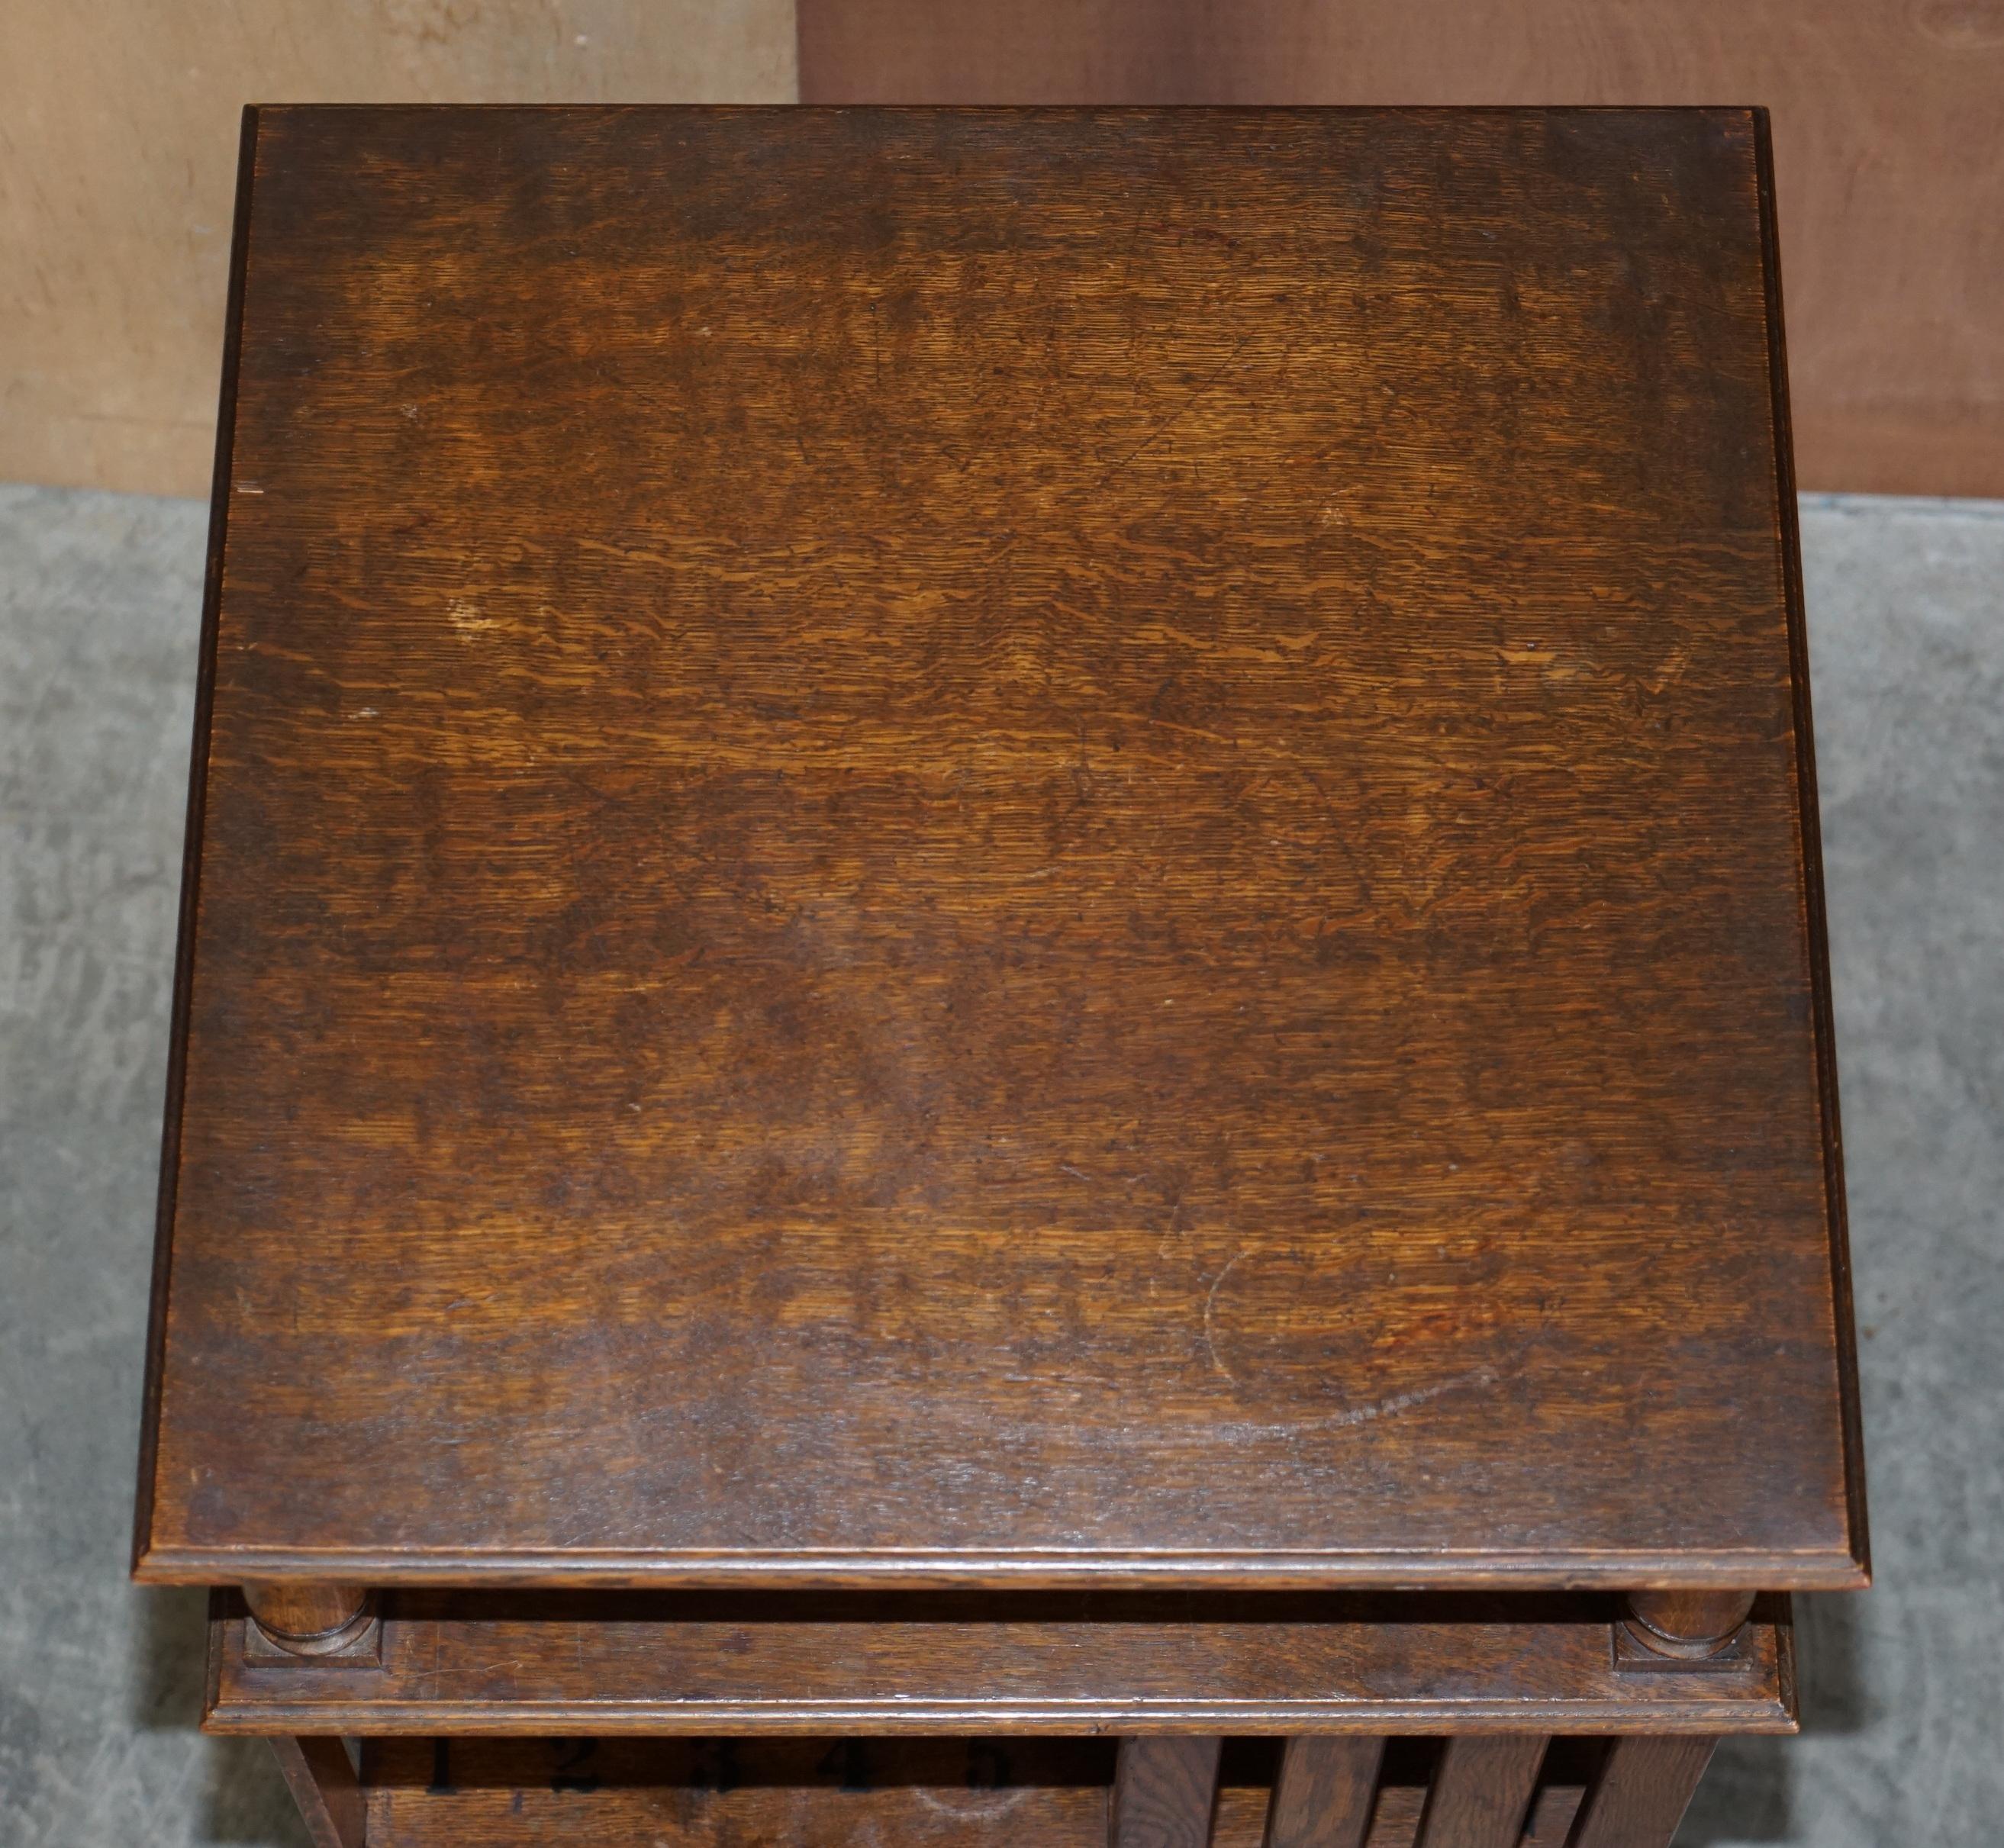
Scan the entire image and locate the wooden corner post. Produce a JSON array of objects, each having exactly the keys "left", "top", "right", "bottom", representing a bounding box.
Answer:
[{"left": 241, "top": 1582, "right": 375, "bottom": 1656}]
